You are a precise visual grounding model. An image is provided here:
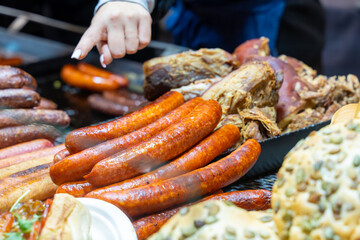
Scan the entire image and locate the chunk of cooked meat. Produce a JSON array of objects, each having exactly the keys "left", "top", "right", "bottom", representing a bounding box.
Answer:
[
  {"left": 233, "top": 37, "right": 270, "bottom": 64},
  {"left": 284, "top": 108, "right": 324, "bottom": 133},
  {"left": 143, "top": 48, "right": 240, "bottom": 100},
  {"left": 172, "top": 78, "right": 221, "bottom": 101}
]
